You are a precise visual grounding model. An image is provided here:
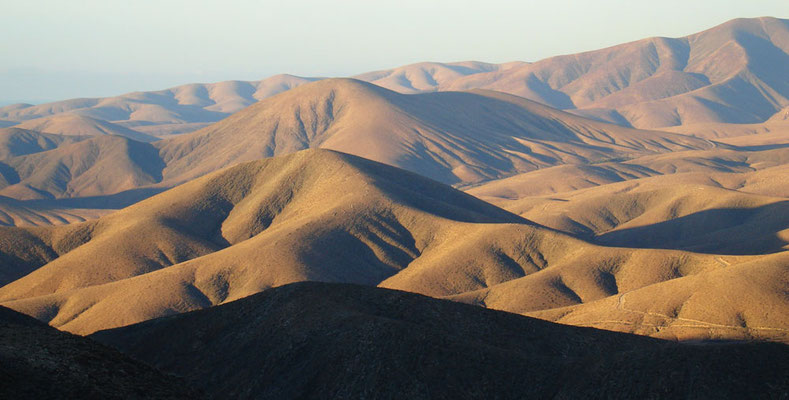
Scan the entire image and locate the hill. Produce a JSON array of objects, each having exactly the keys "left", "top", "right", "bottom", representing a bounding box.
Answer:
[
  {"left": 91, "top": 281, "right": 789, "bottom": 400},
  {"left": 447, "top": 17, "right": 789, "bottom": 129},
  {"left": 0, "top": 78, "right": 714, "bottom": 207},
  {"left": 157, "top": 78, "right": 713, "bottom": 186},
  {"left": 0, "top": 305, "right": 198, "bottom": 399},
  {"left": 14, "top": 113, "right": 158, "bottom": 142},
  {"left": 0, "top": 149, "right": 783, "bottom": 343},
  {"left": 354, "top": 61, "right": 522, "bottom": 93},
  {"left": 0, "top": 128, "right": 163, "bottom": 226},
  {"left": 6, "top": 18, "right": 787, "bottom": 137},
  {"left": 467, "top": 141, "right": 789, "bottom": 253},
  {"left": 0, "top": 62, "right": 517, "bottom": 137},
  {"left": 0, "top": 74, "right": 321, "bottom": 137},
  {"left": 0, "top": 135, "right": 164, "bottom": 200},
  {"left": 0, "top": 196, "right": 111, "bottom": 227}
]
